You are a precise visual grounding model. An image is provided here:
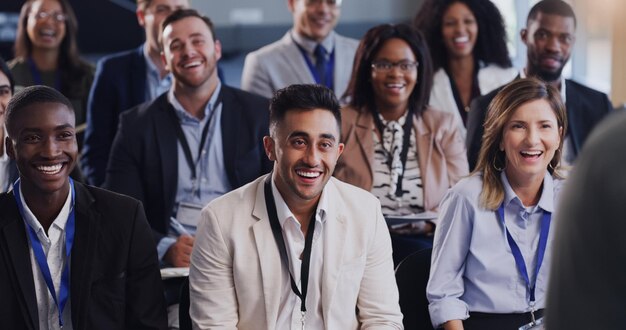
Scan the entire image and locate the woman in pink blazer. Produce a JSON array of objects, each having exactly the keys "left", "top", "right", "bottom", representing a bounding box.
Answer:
[{"left": 335, "top": 24, "right": 469, "bottom": 264}]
